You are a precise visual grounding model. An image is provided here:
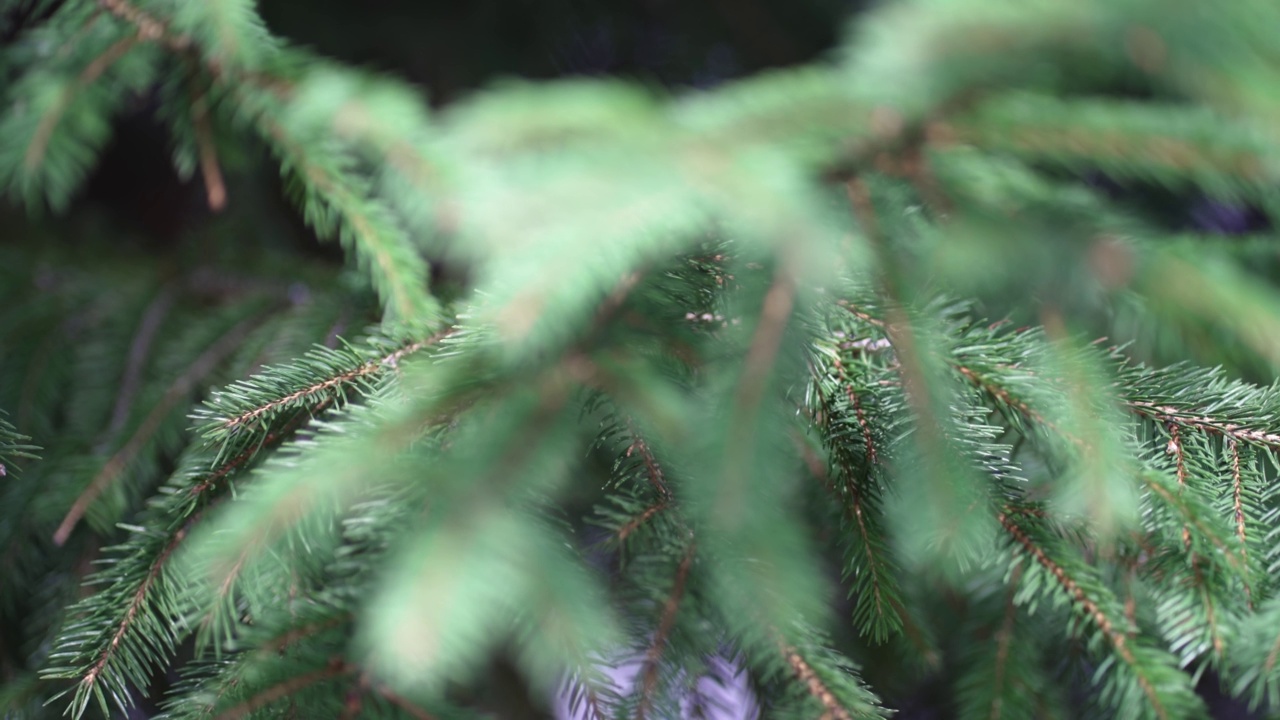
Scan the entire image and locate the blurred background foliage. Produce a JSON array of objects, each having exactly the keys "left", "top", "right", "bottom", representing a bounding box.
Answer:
[{"left": 6, "top": 0, "right": 1280, "bottom": 718}]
